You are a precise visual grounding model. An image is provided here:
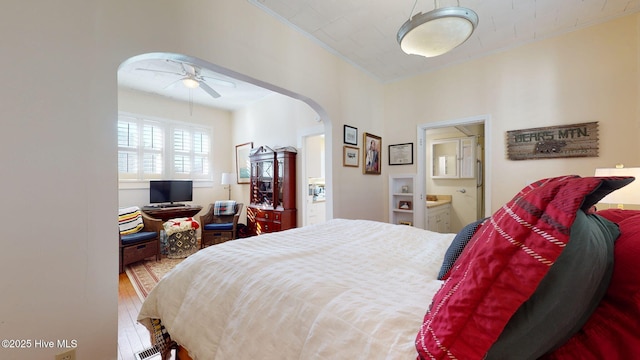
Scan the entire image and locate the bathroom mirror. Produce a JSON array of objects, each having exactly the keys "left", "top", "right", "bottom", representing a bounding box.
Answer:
[
  {"left": 431, "top": 137, "right": 476, "bottom": 179},
  {"left": 431, "top": 140, "right": 459, "bottom": 178}
]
